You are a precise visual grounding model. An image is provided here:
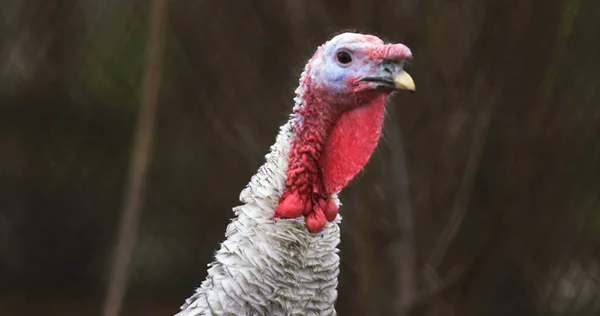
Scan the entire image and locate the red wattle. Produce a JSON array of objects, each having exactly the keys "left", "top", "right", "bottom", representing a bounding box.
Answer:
[
  {"left": 274, "top": 192, "right": 304, "bottom": 218},
  {"left": 305, "top": 206, "right": 327, "bottom": 233},
  {"left": 321, "top": 95, "right": 387, "bottom": 195},
  {"left": 302, "top": 199, "right": 313, "bottom": 216},
  {"left": 324, "top": 199, "right": 338, "bottom": 222}
]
